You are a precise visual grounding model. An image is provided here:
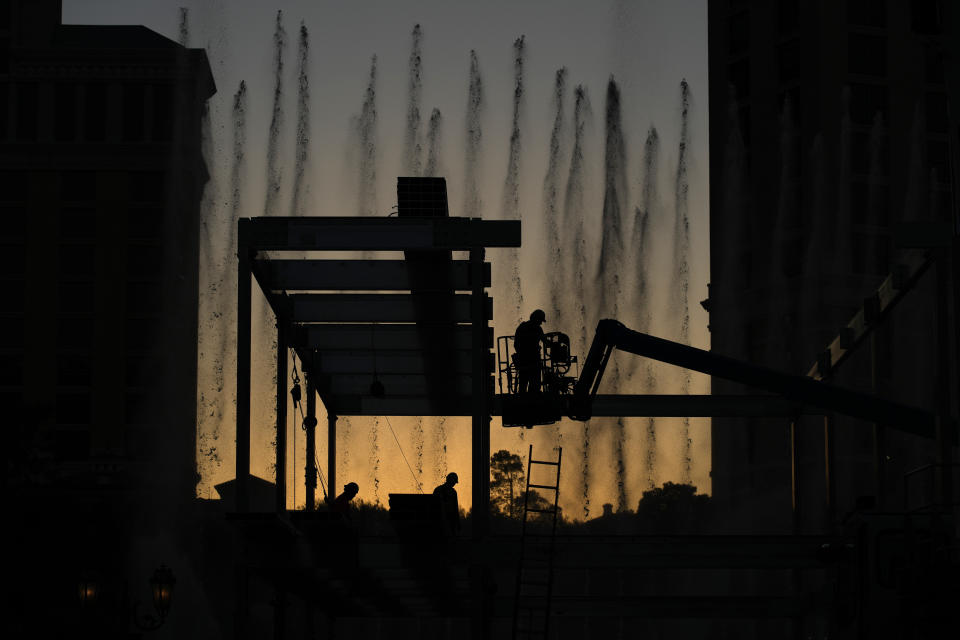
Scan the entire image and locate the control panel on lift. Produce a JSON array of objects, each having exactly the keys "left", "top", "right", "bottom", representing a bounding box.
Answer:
[{"left": 497, "top": 331, "right": 579, "bottom": 428}]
